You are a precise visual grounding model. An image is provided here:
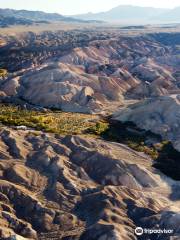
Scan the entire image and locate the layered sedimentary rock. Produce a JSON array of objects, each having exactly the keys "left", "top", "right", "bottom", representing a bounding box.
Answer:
[
  {"left": 113, "top": 94, "right": 180, "bottom": 151},
  {"left": 0, "top": 127, "right": 179, "bottom": 239},
  {"left": 0, "top": 33, "right": 180, "bottom": 113},
  {"left": 0, "top": 29, "right": 180, "bottom": 239}
]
